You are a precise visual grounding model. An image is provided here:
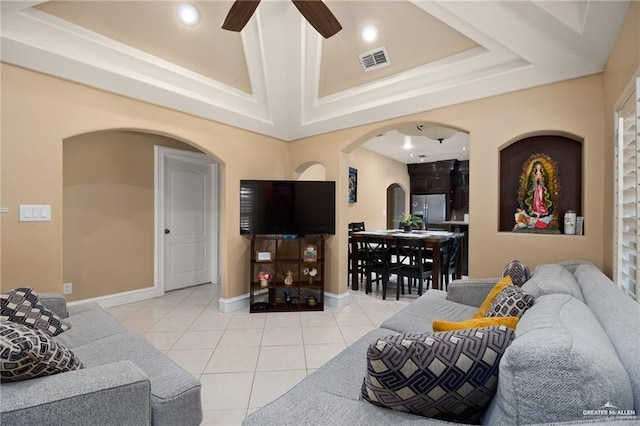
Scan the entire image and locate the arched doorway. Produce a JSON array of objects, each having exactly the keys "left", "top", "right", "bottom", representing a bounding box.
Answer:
[
  {"left": 63, "top": 130, "right": 220, "bottom": 303},
  {"left": 295, "top": 162, "right": 327, "bottom": 181},
  {"left": 386, "top": 183, "right": 405, "bottom": 228}
]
